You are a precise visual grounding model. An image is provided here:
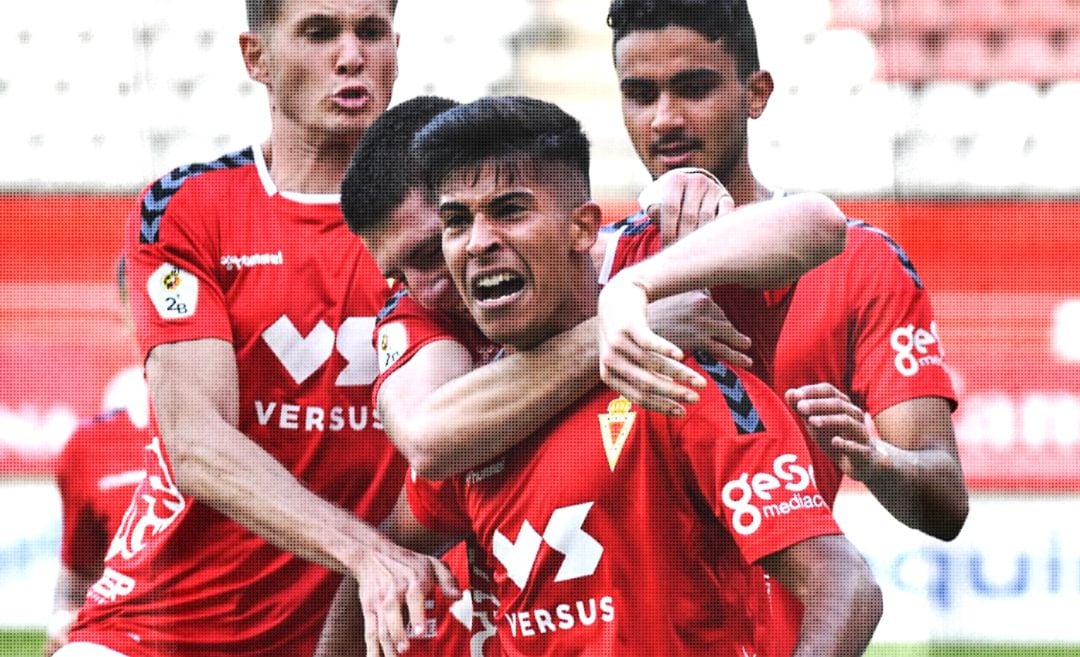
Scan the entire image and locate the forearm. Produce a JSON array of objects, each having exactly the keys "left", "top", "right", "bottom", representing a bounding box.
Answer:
[
  {"left": 763, "top": 535, "right": 882, "bottom": 657},
  {"left": 789, "top": 556, "right": 882, "bottom": 657},
  {"left": 390, "top": 318, "right": 601, "bottom": 480},
  {"left": 162, "top": 414, "right": 383, "bottom": 573},
  {"left": 628, "top": 192, "right": 846, "bottom": 297},
  {"left": 860, "top": 442, "right": 968, "bottom": 541}
]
